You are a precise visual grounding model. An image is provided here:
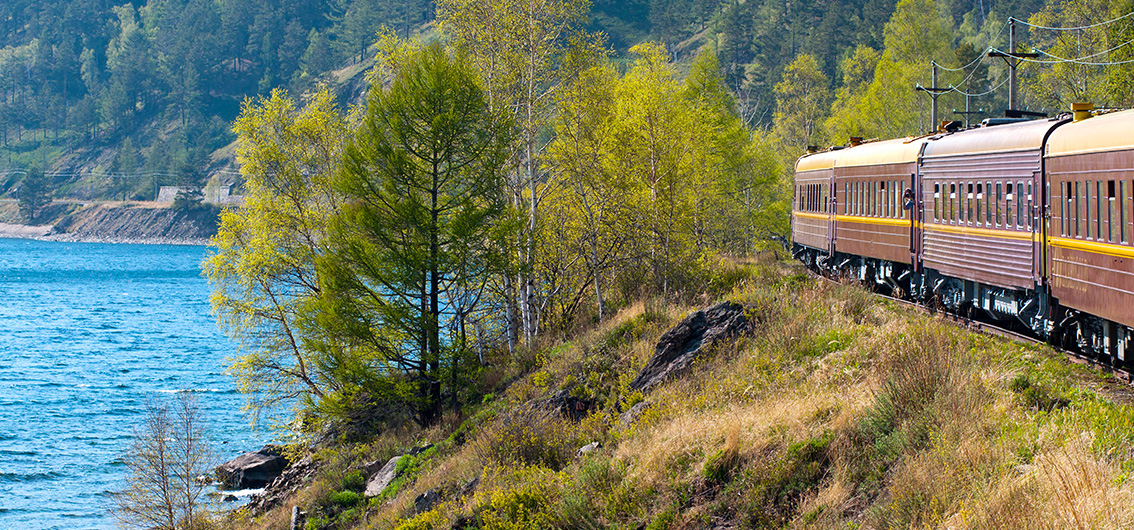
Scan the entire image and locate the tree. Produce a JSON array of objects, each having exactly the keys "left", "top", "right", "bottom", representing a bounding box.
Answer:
[
  {"left": 315, "top": 41, "right": 511, "bottom": 427},
  {"left": 113, "top": 393, "right": 212, "bottom": 530},
  {"left": 203, "top": 88, "right": 348, "bottom": 421},
  {"left": 437, "top": 0, "right": 592, "bottom": 347},
  {"left": 773, "top": 54, "right": 830, "bottom": 151},
  {"left": 18, "top": 167, "right": 51, "bottom": 223}
]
